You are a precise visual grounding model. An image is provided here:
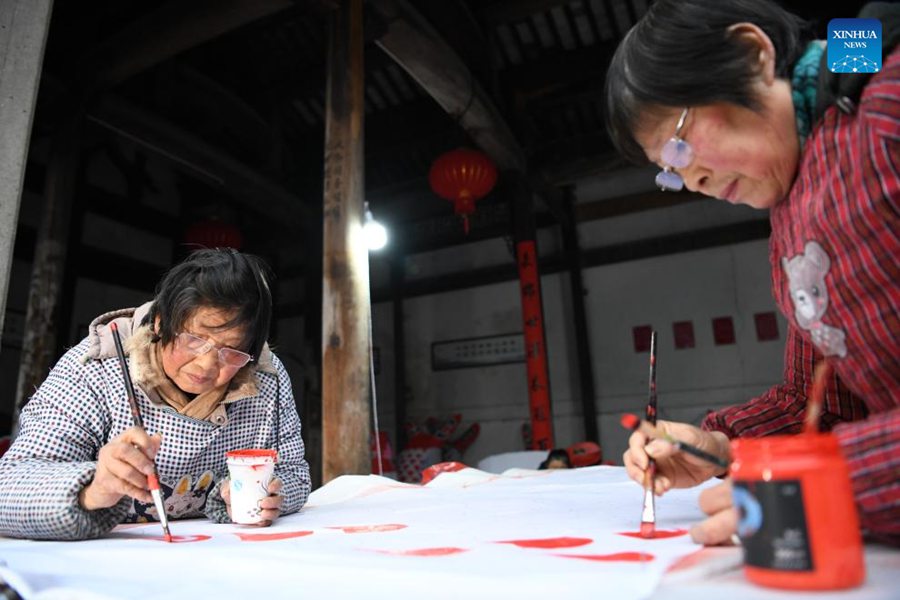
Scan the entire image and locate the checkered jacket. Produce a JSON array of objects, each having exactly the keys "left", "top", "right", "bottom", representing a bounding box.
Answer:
[
  {"left": 703, "top": 47, "right": 900, "bottom": 544},
  {"left": 0, "top": 307, "right": 311, "bottom": 540}
]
